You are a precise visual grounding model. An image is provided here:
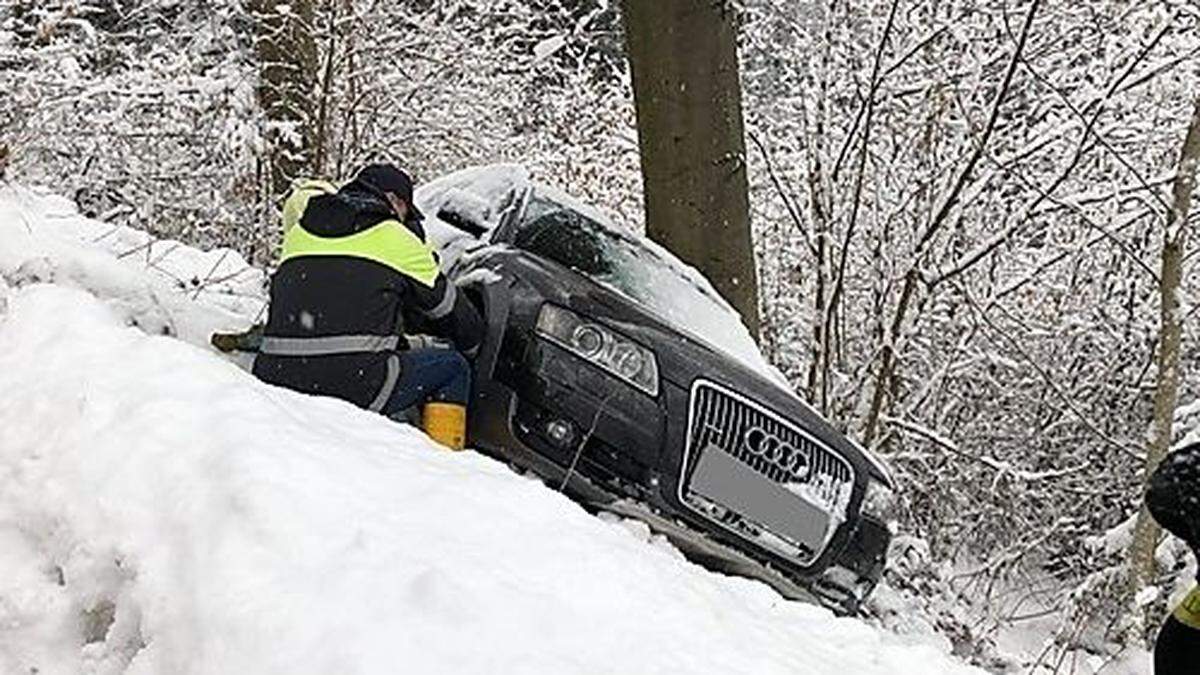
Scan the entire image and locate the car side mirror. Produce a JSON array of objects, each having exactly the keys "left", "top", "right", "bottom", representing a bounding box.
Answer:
[
  {"left": 436, "top": 188, "right": 491, "bottom": 238},
  {"left": 437, "top": 206, "right": 488, "bottom": 238}
]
